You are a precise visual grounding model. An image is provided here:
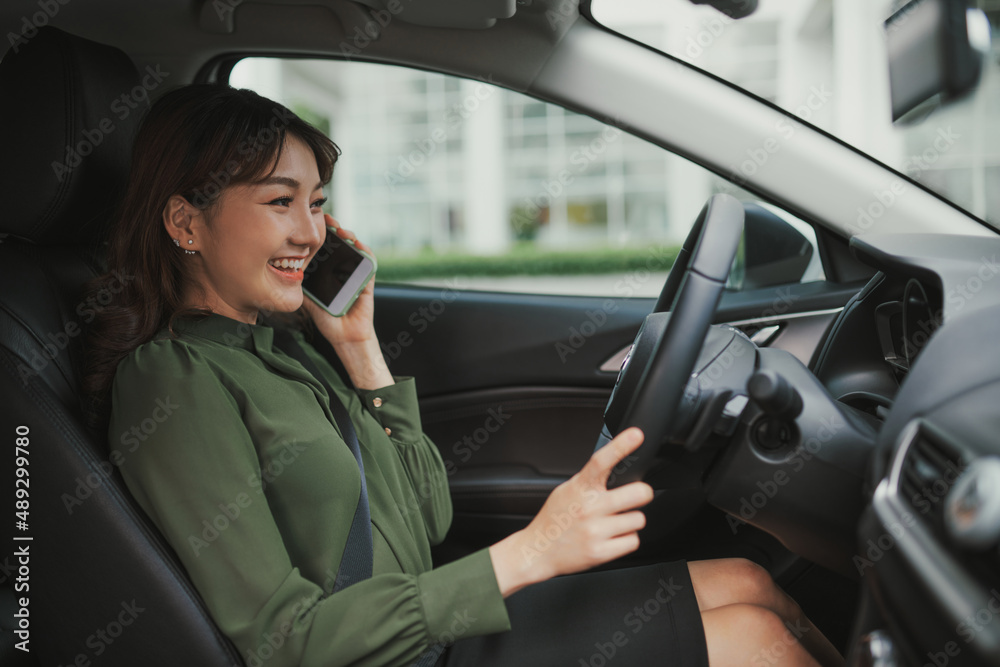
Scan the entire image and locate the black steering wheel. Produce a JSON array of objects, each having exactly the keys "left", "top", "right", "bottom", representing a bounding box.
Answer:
[{"left": 597, "top": 193, "right": 745, "bottom": 486}]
